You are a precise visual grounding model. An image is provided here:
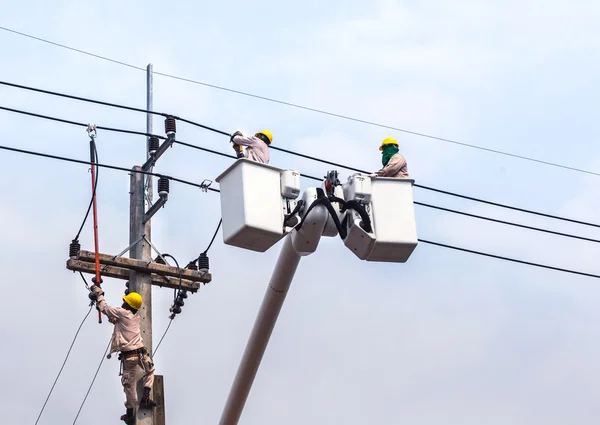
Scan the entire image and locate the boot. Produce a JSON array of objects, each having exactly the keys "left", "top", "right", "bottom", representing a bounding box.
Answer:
[
  {"left": 140, "top": 387, "right": 159, "bottom": 408},
  {"left": 120, "top": 408, "right": 135, "bottom": 424}
]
